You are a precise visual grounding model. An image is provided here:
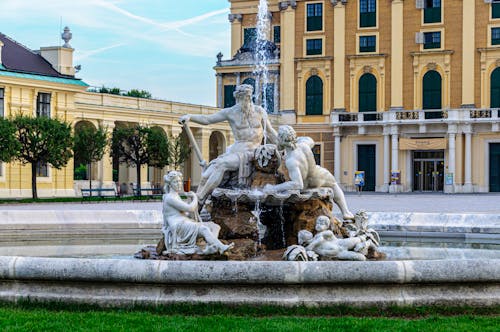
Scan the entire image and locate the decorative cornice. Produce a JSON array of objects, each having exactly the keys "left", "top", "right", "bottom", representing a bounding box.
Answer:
[
  {"left": 228, "top": 14, "right": 243, "bottom": 23},
  {"left": 279, "top": 1, "right": 297, "bottom": 11},
  {"left": 330, "top": 0, "right": 348, "bottom": 6}
]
